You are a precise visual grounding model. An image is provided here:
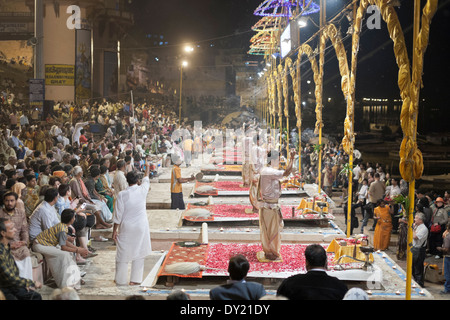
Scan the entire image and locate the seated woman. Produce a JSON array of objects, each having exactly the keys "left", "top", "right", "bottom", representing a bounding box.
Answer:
[
  {"left": 96, "top": 165, "right": 114, "bottom": 212},
  {"left": 69, "top": 166, "right": 112, "bottom": 230}
]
